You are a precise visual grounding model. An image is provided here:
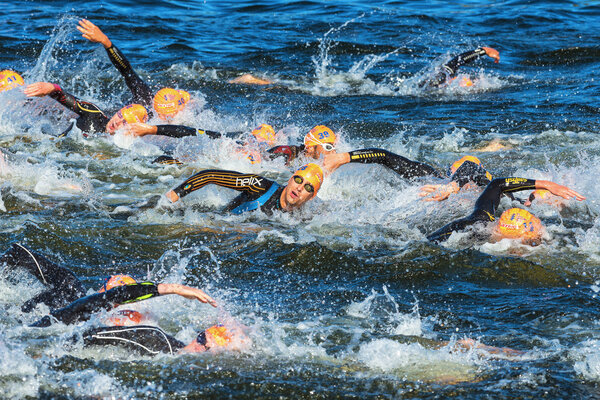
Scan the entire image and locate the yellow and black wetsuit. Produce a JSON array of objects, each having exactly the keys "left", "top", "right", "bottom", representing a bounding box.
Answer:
[
  {"left": 171, "top": 169, "right": 284, "bottom": 215},
  {"left": 105, "top": 45, "right": 155, "bottom": 111},
  {"left": 427, "top": 177, "right": 537, "bottom": 242},
  {"left": 0, "top": 243, "right": 86, "bottom": 312},
  {"left": 421, "top": 47, "right": 488, "bottom": 88},
  {"left": 154, "top": 125, "right": 223, "bottom": 139},
  {"left": 347, "top": 148, "right": 442, "bottom": 179},
  {"left": 30, "top": 282, "right": 161, "bottom": 327},
  {"left": 48, "top": 84, "right": 109, "bottom": 133}
]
